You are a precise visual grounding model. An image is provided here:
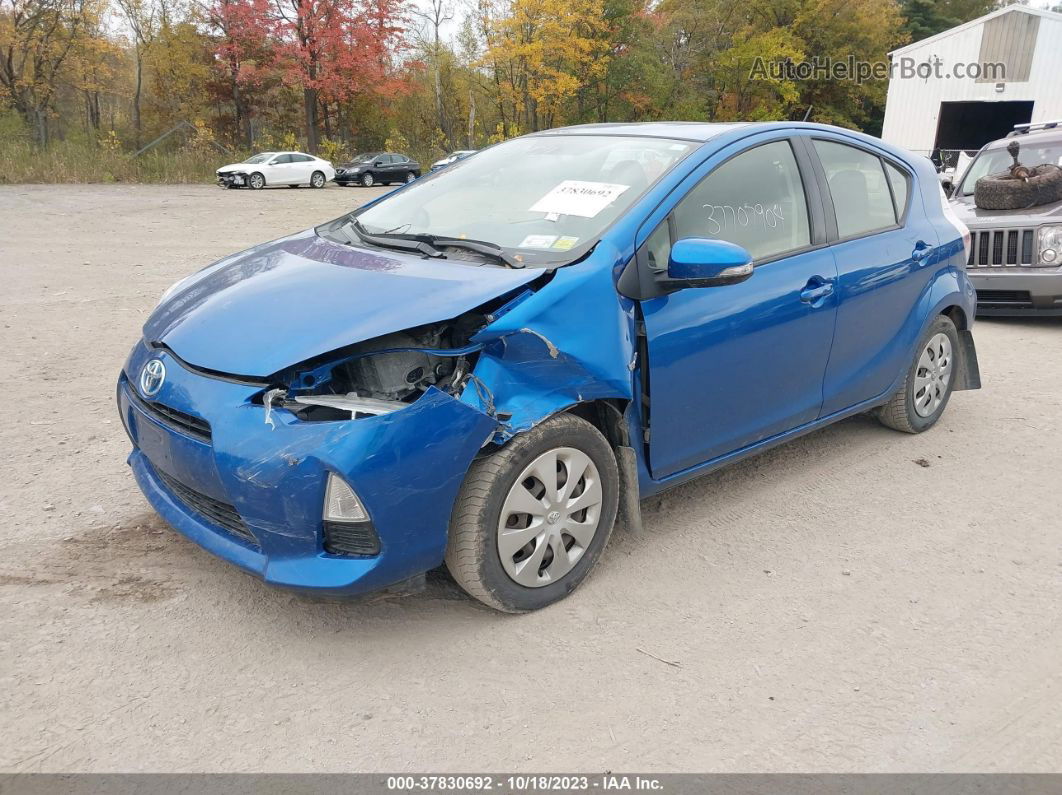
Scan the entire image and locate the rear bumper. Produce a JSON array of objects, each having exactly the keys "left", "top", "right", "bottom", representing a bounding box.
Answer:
[
  {"left": 118, "top": 343, "right": 497, "bottom": 595},
  {"left": 969, "top": 268, "right": 1062, "bottom": 316}
]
